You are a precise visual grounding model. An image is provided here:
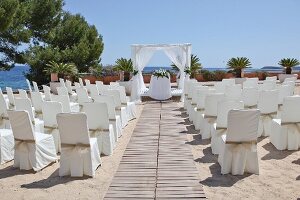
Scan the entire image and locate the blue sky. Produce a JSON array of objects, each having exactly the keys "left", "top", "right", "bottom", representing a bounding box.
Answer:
[{"left": 64, "top": 0, "right": 300, "bottom": 68}]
